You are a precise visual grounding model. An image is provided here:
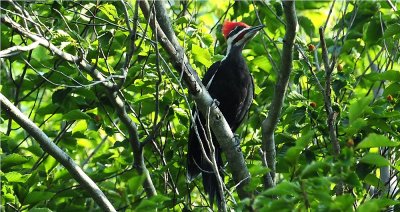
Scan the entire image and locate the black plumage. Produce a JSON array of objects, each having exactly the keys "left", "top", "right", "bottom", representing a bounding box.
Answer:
[{"left": 187, "top": 22, "right": 263, "bottom": 207}]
